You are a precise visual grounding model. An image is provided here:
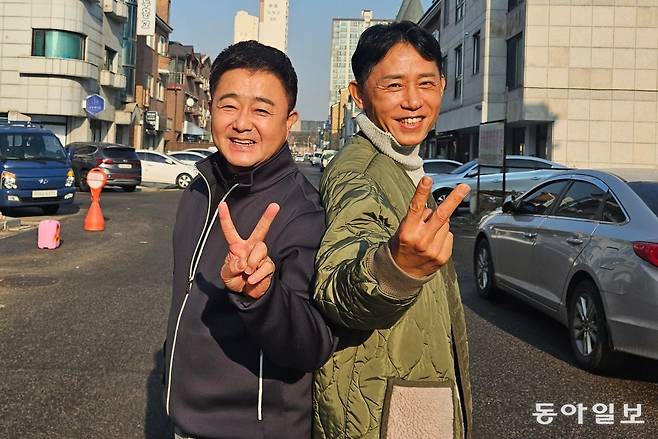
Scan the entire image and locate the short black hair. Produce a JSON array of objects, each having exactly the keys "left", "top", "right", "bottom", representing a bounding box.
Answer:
[
  {"left": 209, "top": 40, "right": 297, "bottom": 112},
  {"left": 352, "top": 21, "right": 445, "bottom": 86}
]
